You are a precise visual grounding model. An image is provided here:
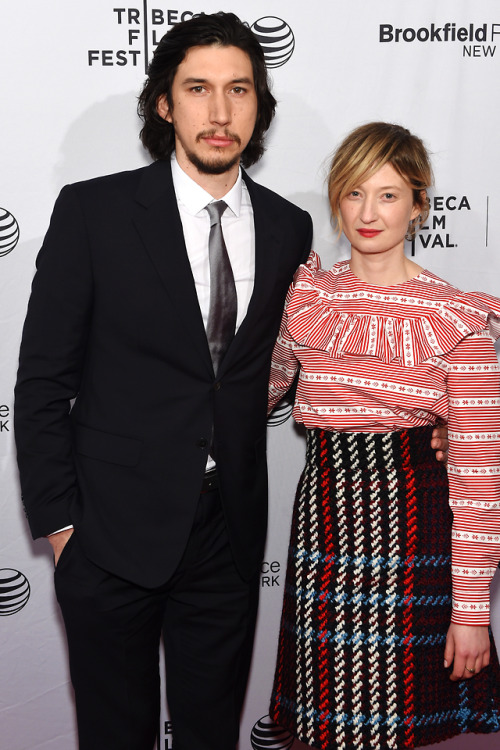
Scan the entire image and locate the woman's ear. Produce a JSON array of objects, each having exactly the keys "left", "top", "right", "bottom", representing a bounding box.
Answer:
[{"left": 411, "top": 189, "right": 427, "bottom": 221}]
